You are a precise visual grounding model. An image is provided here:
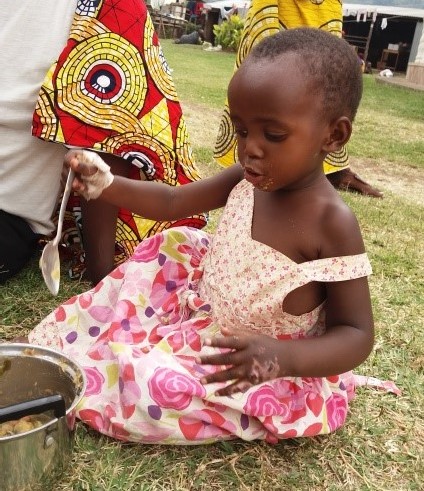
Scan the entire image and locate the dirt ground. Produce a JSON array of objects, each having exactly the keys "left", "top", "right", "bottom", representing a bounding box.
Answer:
[
  {"left": 348, "top": 157, "right": 424, "bottom": 206},
  {"left": 182, "top": 101, "right": 424, "bottom": 207}
]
